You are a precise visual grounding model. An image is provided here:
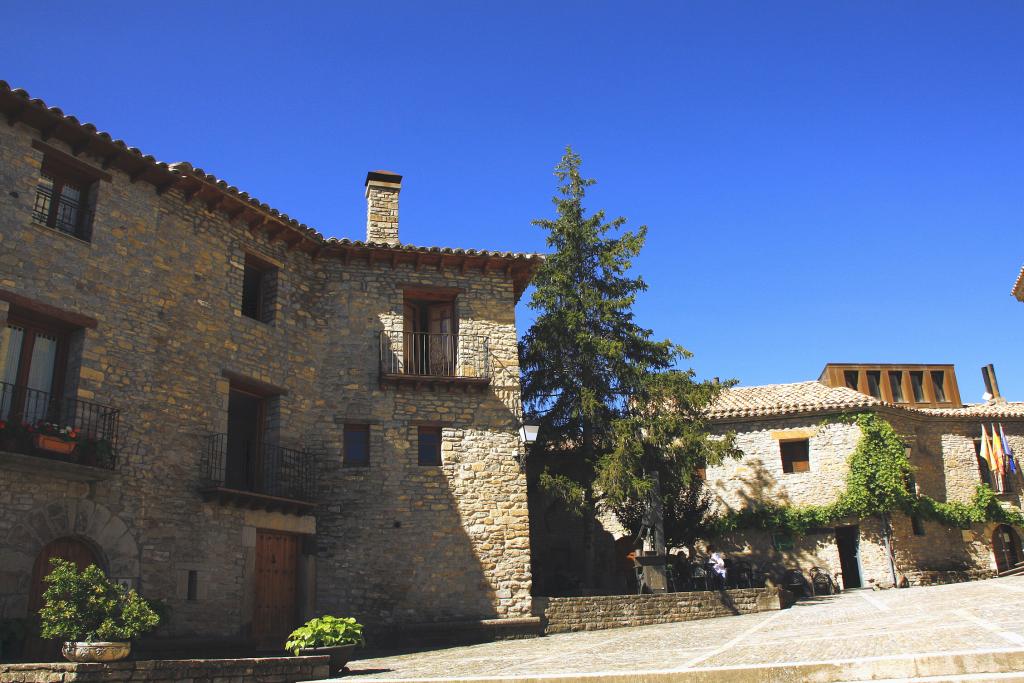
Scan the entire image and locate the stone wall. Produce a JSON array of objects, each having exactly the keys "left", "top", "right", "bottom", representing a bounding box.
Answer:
[
  {"left": 535, "top": 588, "right": 782, "bottom": 634},
  {"left": 0, "top": 114, "right": 532, "bottom": 644},
  {"left": 0, "top": 656, "right": 328, "bottom": 683},
  {"left": 708, "top": 409, "right": 1024, "bottom": 588}
]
